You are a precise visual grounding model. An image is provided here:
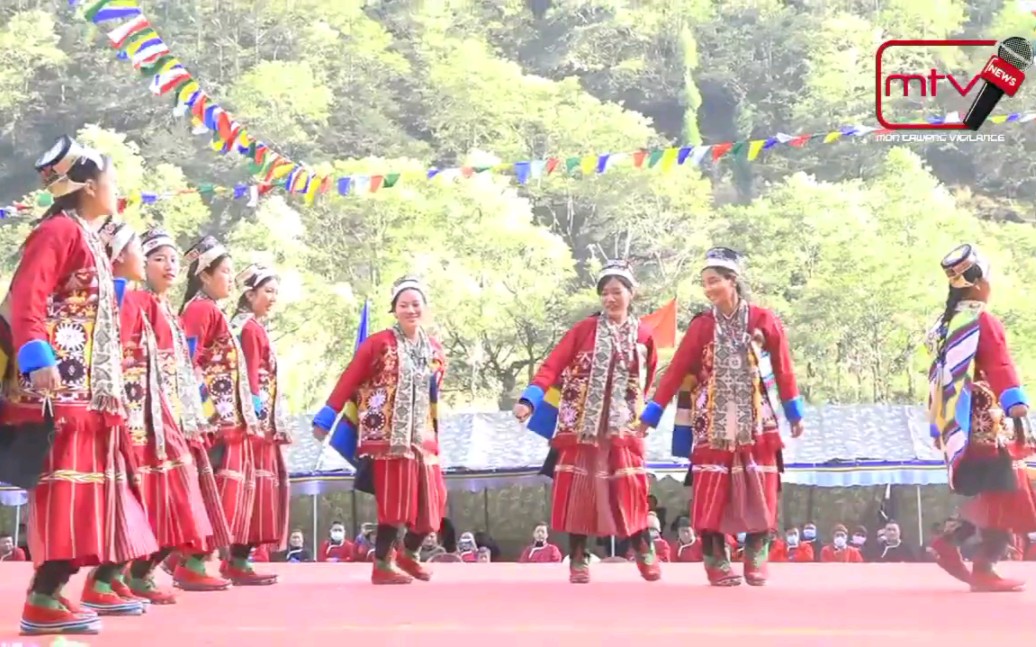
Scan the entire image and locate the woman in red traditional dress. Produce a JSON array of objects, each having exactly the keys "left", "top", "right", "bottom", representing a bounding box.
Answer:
[
  {"left": 101, "top": 223, "right": 232, "bottom": 599},
  {"left": 179, "top": 236, "right": 276, "bottom": 586},
  {"left": 138, "top": 228, "right": 234, "bottom": 591},
  {"left": 229, "top": 264, "right": 292, "bottom": 562},
  {"left": 311, "top": 276, "right": 448, "bottom": 584},
  {"left": 926, "top": 244, "right": 1036, "bottom": 592},
  {"left": 0, "top": 137, "right": 158, "bottom": 636},
  {"left": 638, "top": 248, "right": 805, "bottom": 587},
  {"left": 514, "top": 260, "right": 661, "bottom": 584}
]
